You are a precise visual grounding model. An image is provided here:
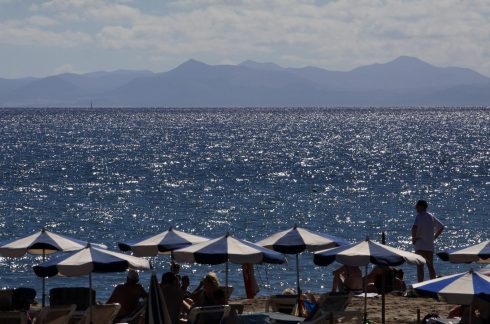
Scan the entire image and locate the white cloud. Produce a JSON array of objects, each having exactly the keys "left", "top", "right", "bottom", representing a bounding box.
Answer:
[{"left": 3, "top": 0, "right": 490, "bottom": 75}]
